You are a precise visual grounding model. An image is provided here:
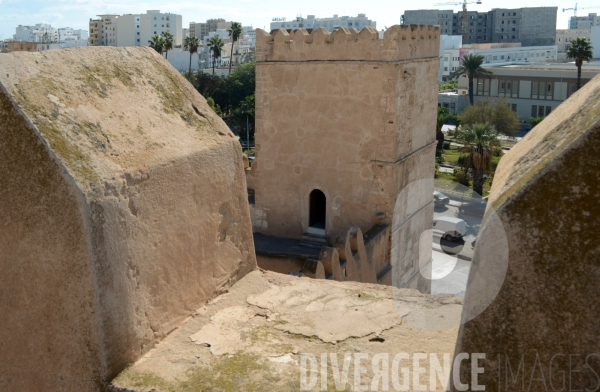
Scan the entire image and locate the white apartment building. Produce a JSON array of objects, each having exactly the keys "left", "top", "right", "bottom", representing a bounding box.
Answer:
[
  {"left": 269, "top": 14, "right": 376, "bottom": 32},
  {"left": 58, "top": 27, "right": 88, "bottom": 48},
  {"left": 14, "top": 24, "right": 58, "bottom": 43},
  {"left": 89, "top": 11, "right": 182, "bottom": 47},
  {"left": 13, "top": 24, "right": 87, "bottom": 47},
  {"left": 556, "top": 29, "right": 591, "bottom": 53},
  {"left": 242, "top": 26, "right": 256, "bottom": 45},
  {"left": 569, "top": 13, "right": 600, "bottom": 29},
  {"left": 439, "top": 35, "right": 462, "bottom": 82},
  {"left": 441, "top": 43, "right": 558, "bottom": 81},
  {"left": 89, "top": 15, "right": 118, "bottom": 46},
  {"left": 116, "top": 10, "right": 182, "bottom": 47}
]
